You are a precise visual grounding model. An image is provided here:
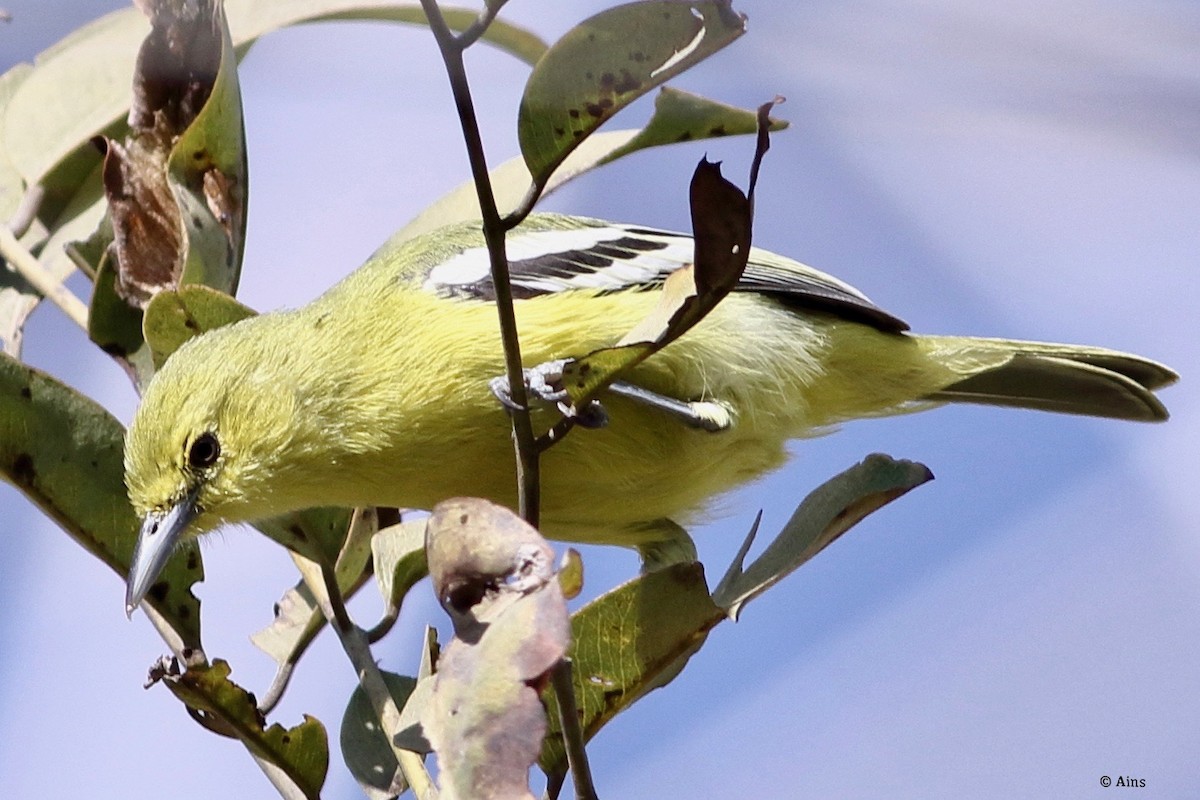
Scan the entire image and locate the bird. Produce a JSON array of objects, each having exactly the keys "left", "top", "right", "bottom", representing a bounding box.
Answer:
[{"left": 122, "top": 212, "right": 1177, "bottom": 612}]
